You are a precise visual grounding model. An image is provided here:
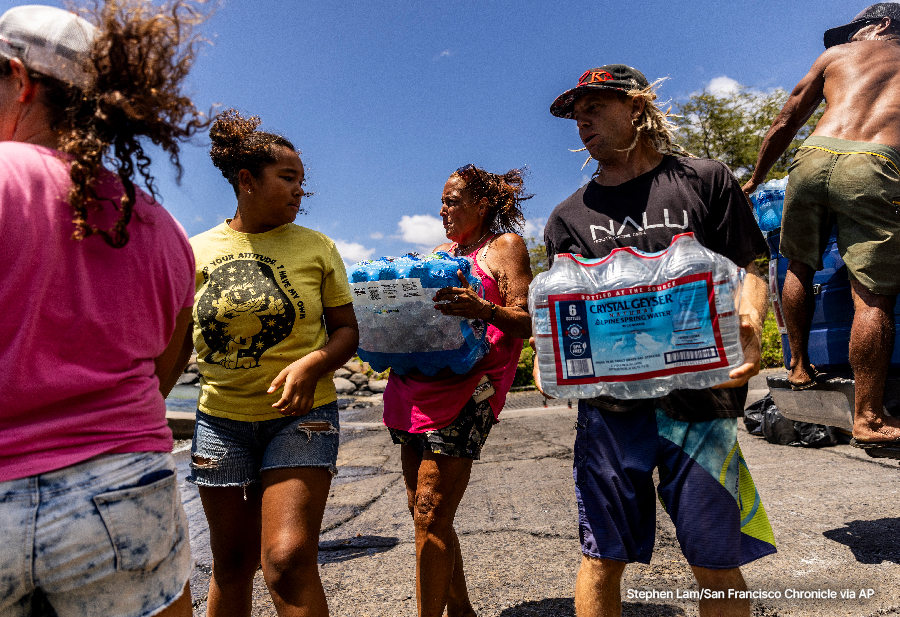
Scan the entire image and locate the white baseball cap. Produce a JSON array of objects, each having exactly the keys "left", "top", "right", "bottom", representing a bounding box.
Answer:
[{"left": 0, "top": 5, "right": 96, "bottom": 89}]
